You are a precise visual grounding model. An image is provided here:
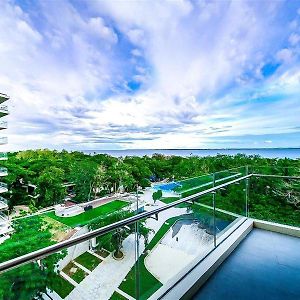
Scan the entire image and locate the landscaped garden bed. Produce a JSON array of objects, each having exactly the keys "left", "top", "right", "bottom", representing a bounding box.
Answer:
[
  {"left": 50, "top": 274, "right": 74, "bottom": 298},
  {"left": 74, "top": 251, "right": 102, "bottom": 271},
  {"left": 62, "top": 262, "right": 88, "bottom": 283}
]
